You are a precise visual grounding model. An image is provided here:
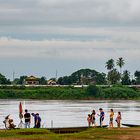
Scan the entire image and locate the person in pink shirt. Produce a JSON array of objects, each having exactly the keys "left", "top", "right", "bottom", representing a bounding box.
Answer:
[{"left": 116, "top": 112, "right": 121, "bottom": 128}]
